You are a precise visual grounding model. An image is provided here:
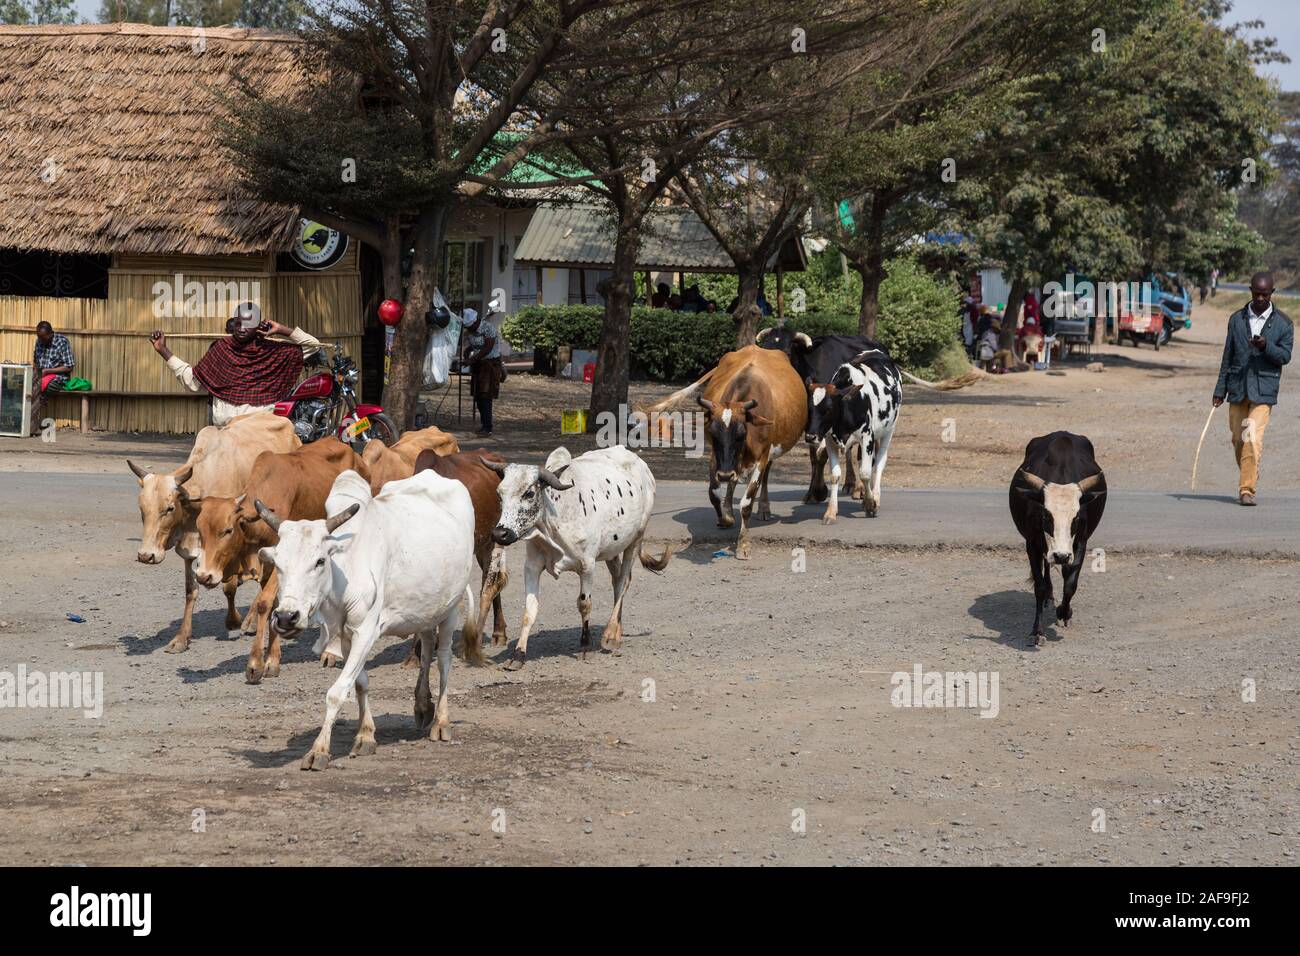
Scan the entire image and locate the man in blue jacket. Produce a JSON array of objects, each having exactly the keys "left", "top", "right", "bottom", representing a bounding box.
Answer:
[{"left": 1213, "top": 272, "right": 1294, "bottom": 505}]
